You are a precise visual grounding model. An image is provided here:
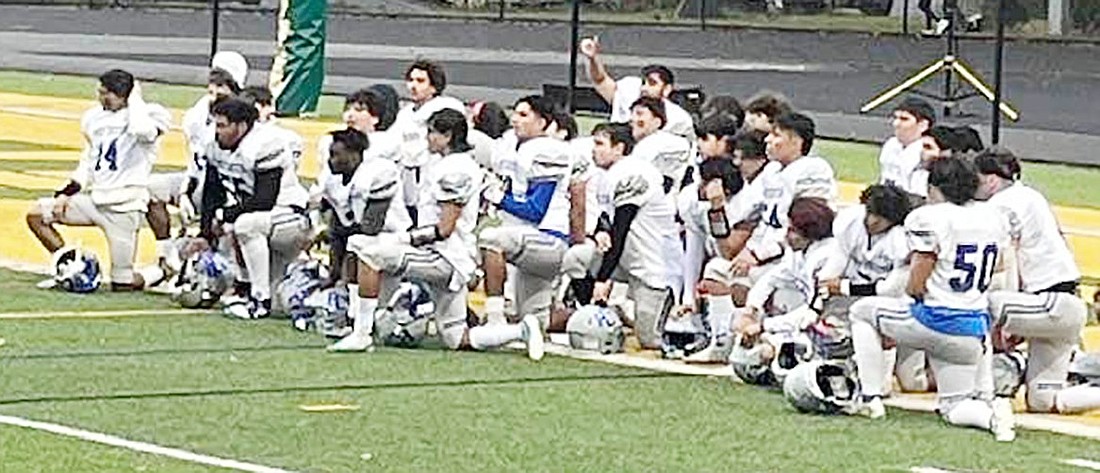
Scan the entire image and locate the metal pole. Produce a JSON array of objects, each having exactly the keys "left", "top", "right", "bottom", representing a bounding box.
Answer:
[
  {"left": 700, "top": 0, "right": 707, "bottom": 31},
  {"left": 902, "top": 0, "right": 909, "bottom": 34},
  {"left": 943, "top": 8, "right": 956, "bottom": 118},
  {"left": 991, "top": 0, "right": 1006, "bottom": 144},
  {"left": 210, "top": 0, "right": 220, "bottom": 64},
  {"left": 498, "top": 0, "right": 505, "bottom": 21},
  {"left": 567, "top": 0, "right": 581, "bottom": 113}
]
